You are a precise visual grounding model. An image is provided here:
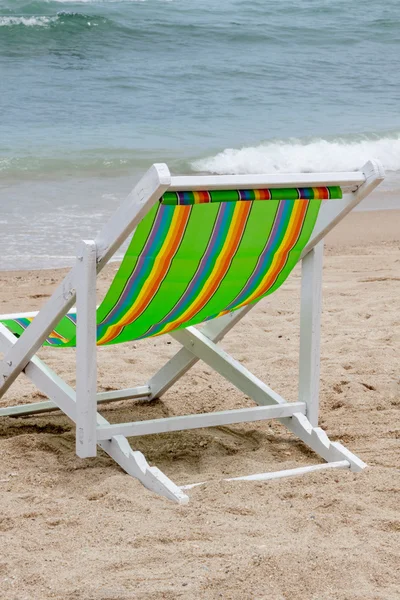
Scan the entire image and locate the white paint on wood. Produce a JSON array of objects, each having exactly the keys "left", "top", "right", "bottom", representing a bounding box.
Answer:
[
  {"left": 0, "top": 309, "right": 43, "bottom": 321},
  {"left": 0, "top": 324, "right": 76, "bottom": 421},
  {"left": 96, "top": 413, "right": 188, "bottom": 504},
  {"left": 0, "top": 400, "right": 65, "bottom": 417},
  {"left": 0, "top": 322, "right": 187, "bottom": 503},
  {"left": 96, "top": 402, "right": 306, "bottom": 440},
  {"left": 0, "top": 308, "right": 77, "bottom": 322},
  {"left": 329, "top": 441, "right": 367, "bottom": 472},
  {"left": 100, "top": 436, "right": 189, "bottom": 504},
  {"left": 76, "top": 240, "right": 98, "bottom": 458},
  {"left": 148, "top": 306, "right": 253, "bottom": 399},
  {"left": 298, "top": 242, "right": 324, "bottom": 426},
  {"left": 181, "top": 460, "right": 350, "bottom": 490},
  {"left": 301, "top": 160, "right": 385, "bottom": 257},
  {"left": 97, "top": 385, "right": 151, "bottom": 403},
  {"left": 286, "top": 412, "right": 367, "bottom": 472},
  {"left": 226, "top": 460, "right": 350, "bottom": 481},
  {"left": 0, "top": 385, "right": 152, "bottom": 418},
  {"left": 95, "top": 163, "right": 171, "bottom": 268},
  {"left": 0, "top": 268, "right": 78, "bottom": 398},
  {"left": 171, "top": 326, "right": 286, "bottom": 406},
  {"left": 170, "top": 172, "right": 365, "bottom": 192}
]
